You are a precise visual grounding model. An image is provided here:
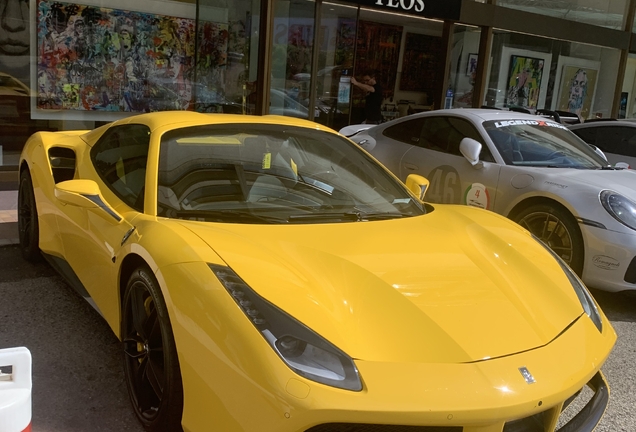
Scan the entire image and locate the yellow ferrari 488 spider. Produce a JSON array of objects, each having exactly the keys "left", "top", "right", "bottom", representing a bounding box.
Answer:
[{"left": 19, "top": 111, "right": 615, "bottom": 432}]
